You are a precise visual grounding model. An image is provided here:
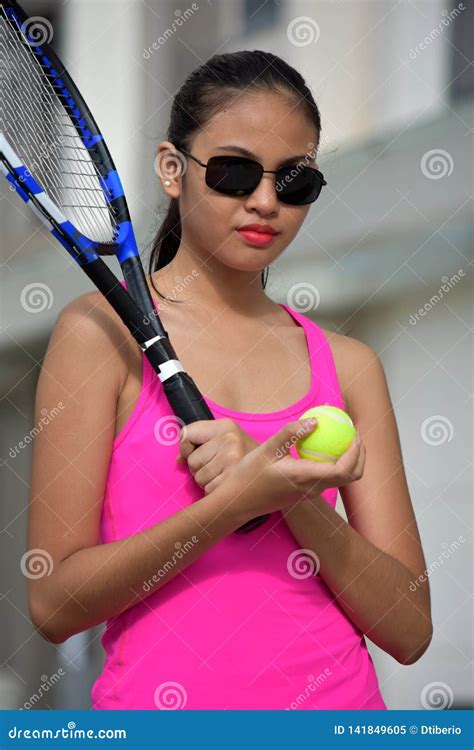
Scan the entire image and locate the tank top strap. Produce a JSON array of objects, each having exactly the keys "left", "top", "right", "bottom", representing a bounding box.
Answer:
[{"left": 277, "top": 302, "right": 346, "bottom": 409}]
